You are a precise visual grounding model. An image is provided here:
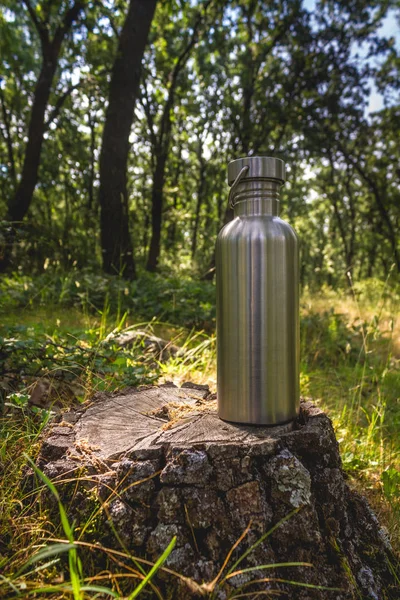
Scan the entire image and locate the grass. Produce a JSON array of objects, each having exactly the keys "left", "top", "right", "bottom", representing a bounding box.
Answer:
[
  {"left": 300, "top": 276, "right": 400, "bottom": 546},
  {"left": 0, "top": 271, "right": 399, "bottom": 597}
]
